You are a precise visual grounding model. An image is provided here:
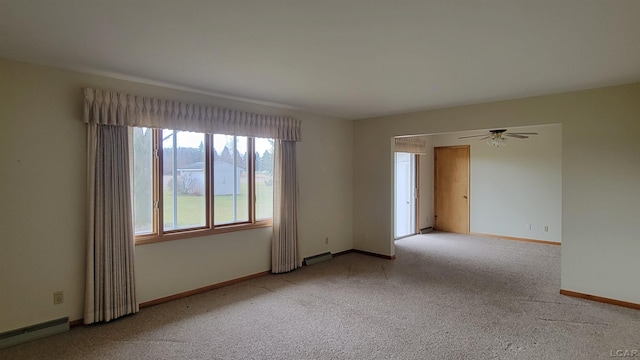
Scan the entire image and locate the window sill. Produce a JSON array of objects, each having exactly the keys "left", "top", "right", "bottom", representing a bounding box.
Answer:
[{"left": 135, "top": 220, "right": 273, "bottom": 246}]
